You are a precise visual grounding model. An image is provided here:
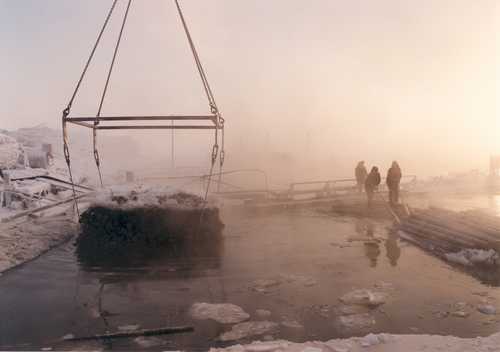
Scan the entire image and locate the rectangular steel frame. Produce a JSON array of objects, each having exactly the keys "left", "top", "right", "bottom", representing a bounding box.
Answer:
[{"left": 64, "top": 115, "right": 222, "bottom": 130}]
